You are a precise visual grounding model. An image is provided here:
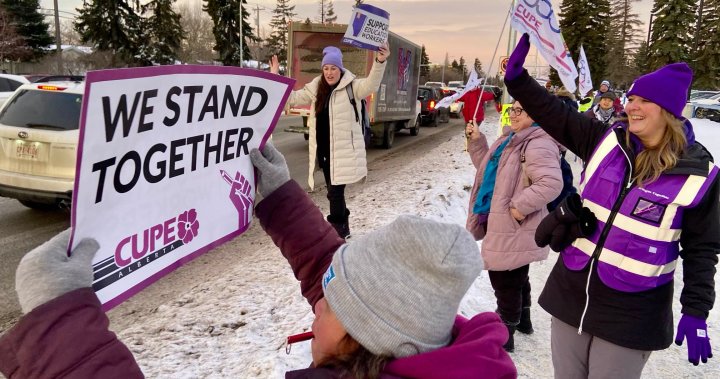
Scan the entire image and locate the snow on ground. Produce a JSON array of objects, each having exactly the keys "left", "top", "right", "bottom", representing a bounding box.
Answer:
[{"left": 113, "top": 116, "right": 720, "bottom": 378}]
